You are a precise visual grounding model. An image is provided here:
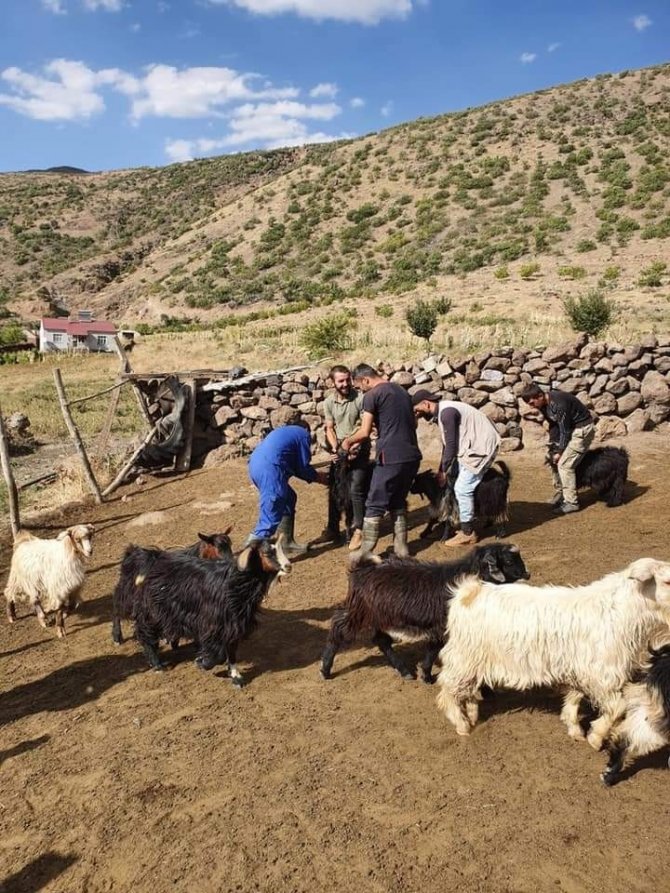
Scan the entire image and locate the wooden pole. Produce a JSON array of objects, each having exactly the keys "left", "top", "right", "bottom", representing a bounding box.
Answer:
[
  {"left": 53, "top": 368, "right": 103, "bottom": 504},
  {"left": 112, "top": 335, "right": 153, "bottom": 427},
  {"left": 102, "top": 426, "right": 157, "bottom": 497},
  {"left": 174, "top": 379, "right": 196, "bottom": 473},
  {"left": 0, "top": 404, "right": 20, "bottom": 537},
  {"left": 68, "top": 379, "right": 126, "bottom": 407}
]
